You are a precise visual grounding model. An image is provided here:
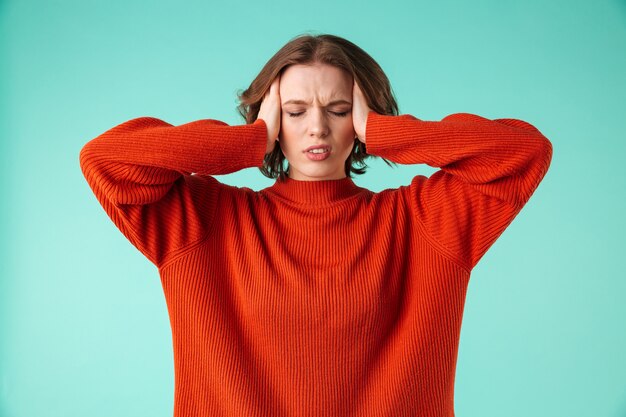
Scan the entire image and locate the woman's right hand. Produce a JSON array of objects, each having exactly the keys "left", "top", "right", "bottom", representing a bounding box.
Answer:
[{"left": 257, "top": 75, "right": 281, "bottom": 155}]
